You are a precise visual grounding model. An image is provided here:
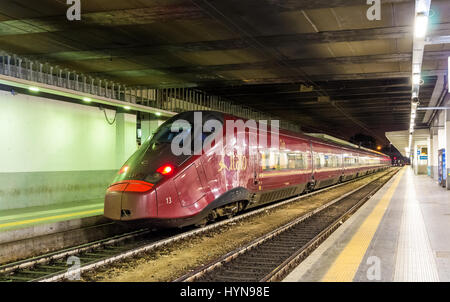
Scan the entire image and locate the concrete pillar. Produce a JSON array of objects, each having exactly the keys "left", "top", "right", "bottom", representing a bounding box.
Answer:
[
  {"left": 427, "top": 132, "right": 432, "bottom": 177},
  {"left": 431, "top": 127, "right": 439, "bottom": 180},
  {"left": 413, "top": 144, "right": 419, "bottom": 175},
  {"left": 446, "top": 109, "right": 450, "bottom": 189},
  {"left": 116, "top": 113, "right": 137, "bottom": 167},
  {"left": 141, "top": 113, "right": 166, "bottom": 142}
]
